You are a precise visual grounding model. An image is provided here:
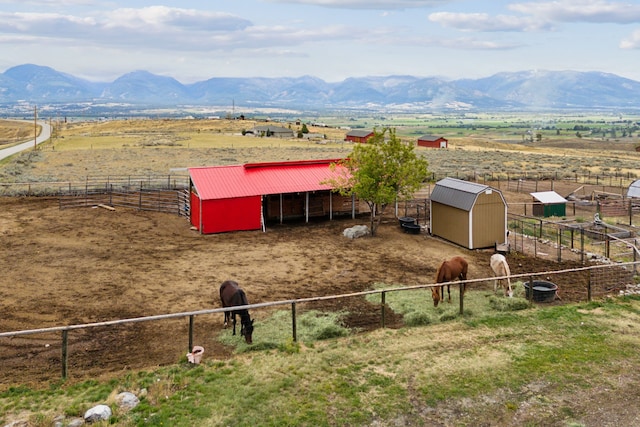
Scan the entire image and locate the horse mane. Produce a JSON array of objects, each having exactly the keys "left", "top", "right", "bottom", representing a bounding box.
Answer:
[{"left": 436, "top": 261, "right": 447, "bottom": 283}]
